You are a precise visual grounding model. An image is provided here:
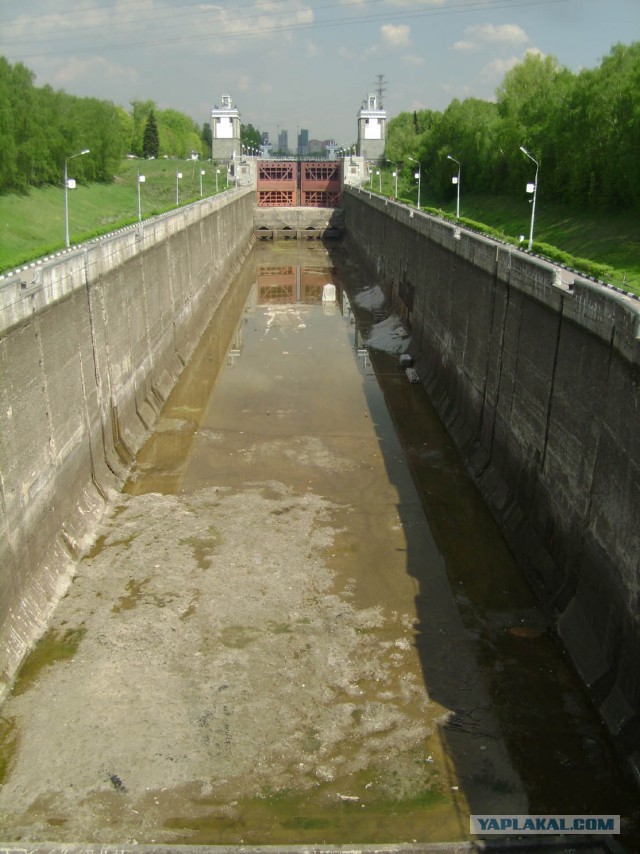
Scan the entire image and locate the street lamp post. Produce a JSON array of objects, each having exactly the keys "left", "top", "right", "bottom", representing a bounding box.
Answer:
[
  {"left": 64, "top": 148, "right": 90, "bottom": 248},
  {"left": 137, "top": 173, "right": 145, "bottom": 222},
  {"left": 216, "top": 168, "right": 220, "bottom": 192},
  {"left": 376, "top": 169, "right": 381, "bottom": 192},
  {"left": 520, "top": 146, "right": 538, "bottom": 250},
  {"left": 199, "top": 169, "right": 205, "bottom": 197},
  {"left": 176, "top": 170, "right": 182, "bottom": 205},
  {"left": 447, "top": 154, "right": 461, "bottom": 219},
  {"left": 408, "top": 156, "right": 421, "bottom": 209}
]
